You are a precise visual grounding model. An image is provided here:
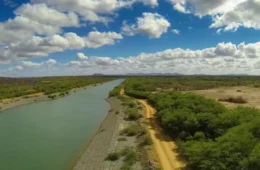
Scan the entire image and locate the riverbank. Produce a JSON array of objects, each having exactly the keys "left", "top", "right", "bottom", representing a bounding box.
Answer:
[
  {"left": 72, "top": 97, "right": 123, "bottom": 170},
  {"left": 0, "top": 84, "right": 100, "bottom": 112}
]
